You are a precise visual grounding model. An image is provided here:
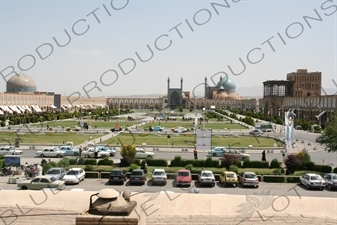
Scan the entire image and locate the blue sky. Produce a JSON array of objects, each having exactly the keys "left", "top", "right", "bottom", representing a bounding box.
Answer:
[{"left": 0, "top": 0, "right": 336, "bottom": 98}]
